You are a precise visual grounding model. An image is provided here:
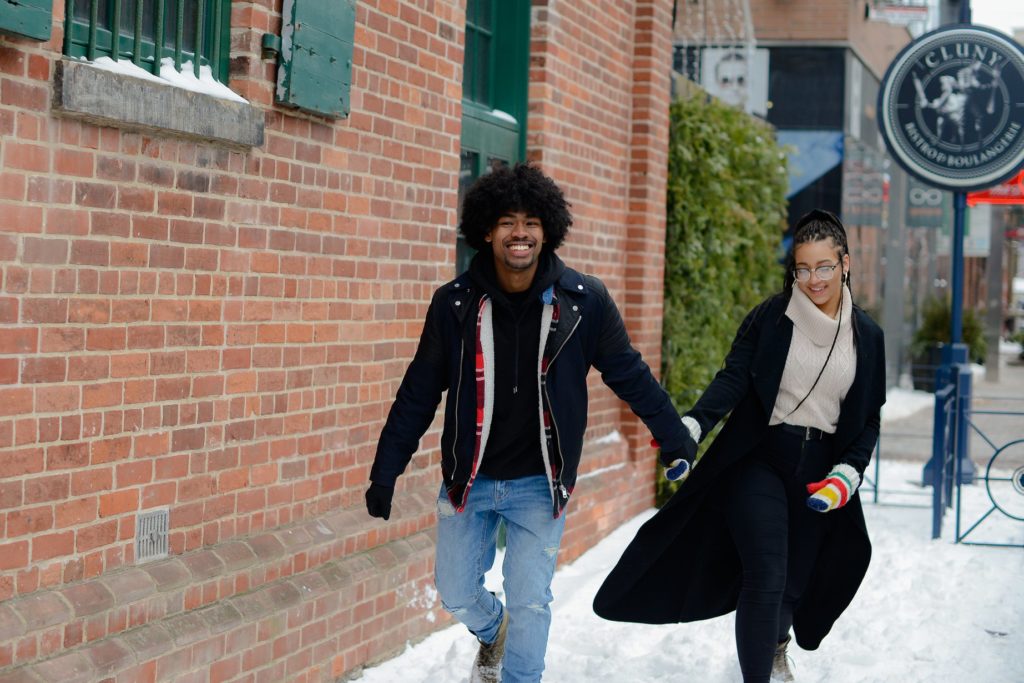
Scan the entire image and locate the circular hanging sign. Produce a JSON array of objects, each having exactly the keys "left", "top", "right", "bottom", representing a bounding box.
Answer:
[{"left": 878, "top": 24, "right": 1024, "bottom": 192}]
